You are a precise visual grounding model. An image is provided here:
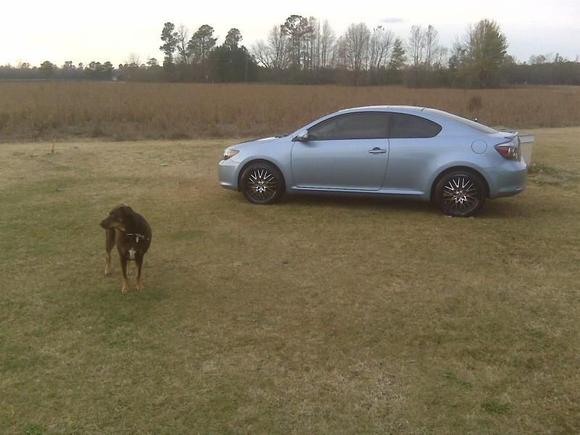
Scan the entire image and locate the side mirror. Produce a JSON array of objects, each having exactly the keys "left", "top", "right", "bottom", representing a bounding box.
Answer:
[{"left": 293, "top": 130, "right": 310, "bottom": 142}]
